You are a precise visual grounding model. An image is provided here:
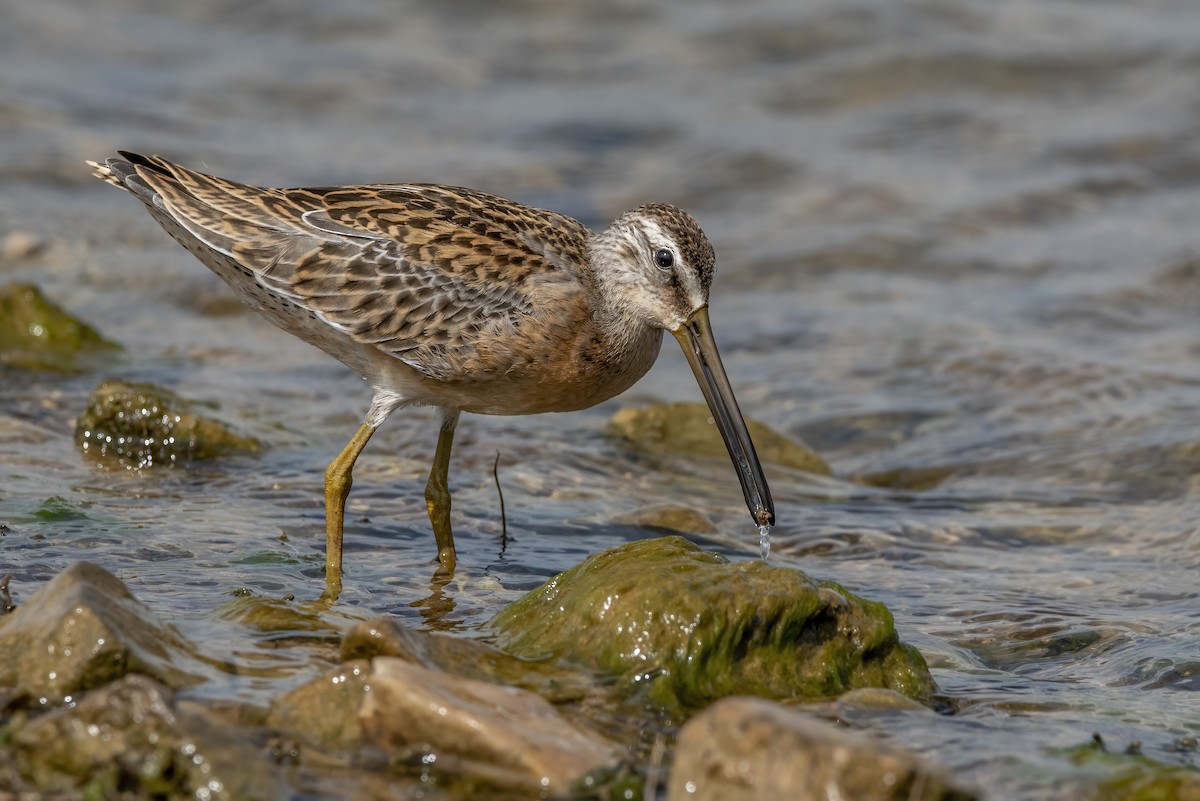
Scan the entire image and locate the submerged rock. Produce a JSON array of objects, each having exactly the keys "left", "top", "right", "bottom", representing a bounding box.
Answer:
[
  {"left": 341, "top": 616, "right": 594, "bottom": 702},
  {"left": 491, "top": 536, "right": 933, "bottom": 714},
  {"left": 608, "top": 401, "right": 833, "bottom": 476},
  {"left": 0, "top": 282, "right": 119, "bottom": 372},
  {"left": 667, "top": 696, "right": 977, "bottom": 801},
  {"left": 0, "top": 562, "right": 203, "bottom": 705},
  {"left": 8, "top": 674, "right": 274, "bottom": 799},
  {"left": 75, "top": 378, "right": 261, "bottom": 469},
  {"left": 612, "top": 503, "right": 718, "bottom": 535},
  {"left": 2, "top": 231, "right": 47, "bottom": 261},
  {"left": 1058, "top": 734, "right": 1200, "bottom": 800}
]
